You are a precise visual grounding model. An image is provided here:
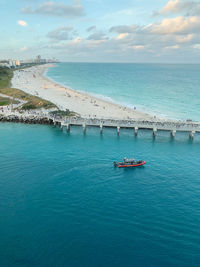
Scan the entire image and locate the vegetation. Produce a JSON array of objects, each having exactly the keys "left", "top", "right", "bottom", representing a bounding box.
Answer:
[
  {"left": 0, "top": 87, "right": 57, "bottom": 110},
  {"left": 0, "top": 96, "right": 19, "bottom": 106},
  {"left": 50, "top": 109, "right": 77, "bottom": 117},
  {"left": 0, "top": 67, "right": 13, "bottom": 88}
]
